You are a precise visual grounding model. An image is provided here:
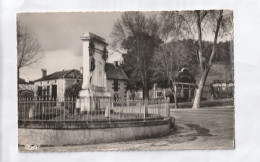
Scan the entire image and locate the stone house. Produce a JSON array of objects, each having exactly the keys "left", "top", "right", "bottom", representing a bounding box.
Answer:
[
  {"left": 34, "top": 63, "right": 129, "bottom": 101},
  {"left": 34, "top": 69, "right": 83, "bottom": 100},
  {"left": 106, "top": 62, "right": 128, "bottom": 101}
]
